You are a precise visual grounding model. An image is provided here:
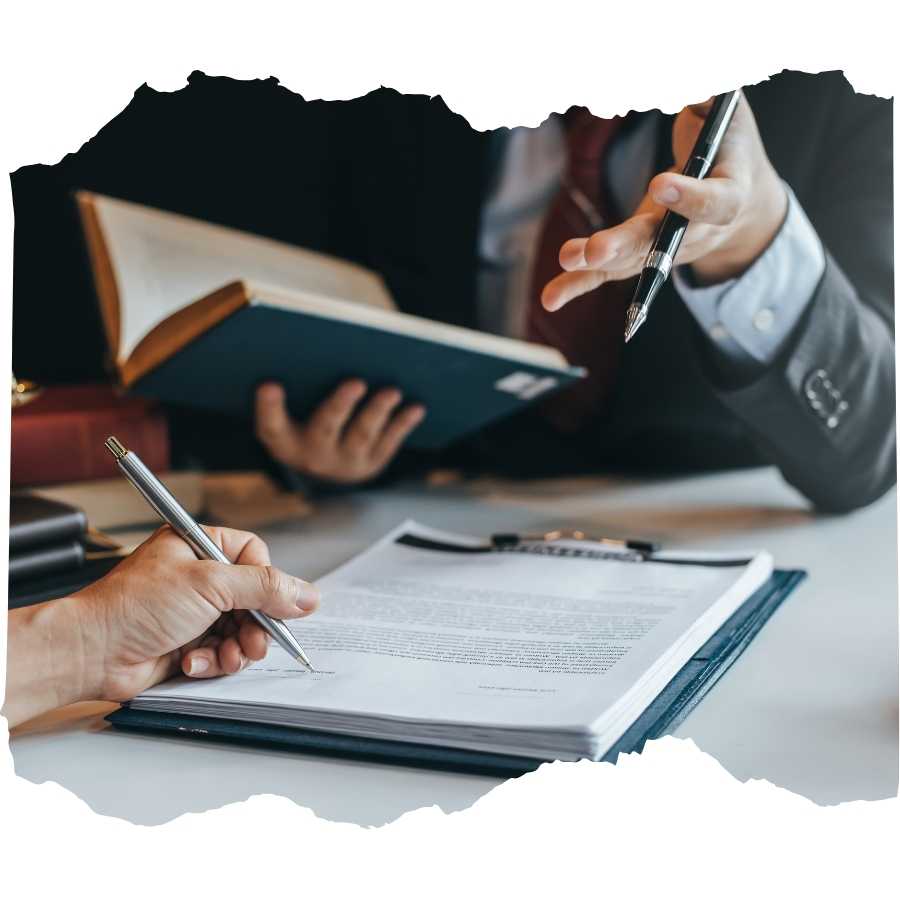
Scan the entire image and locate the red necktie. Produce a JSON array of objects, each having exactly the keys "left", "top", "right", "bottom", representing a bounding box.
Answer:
[{"left": 527, "top": 108, "right": 635, "bottom": 432}]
